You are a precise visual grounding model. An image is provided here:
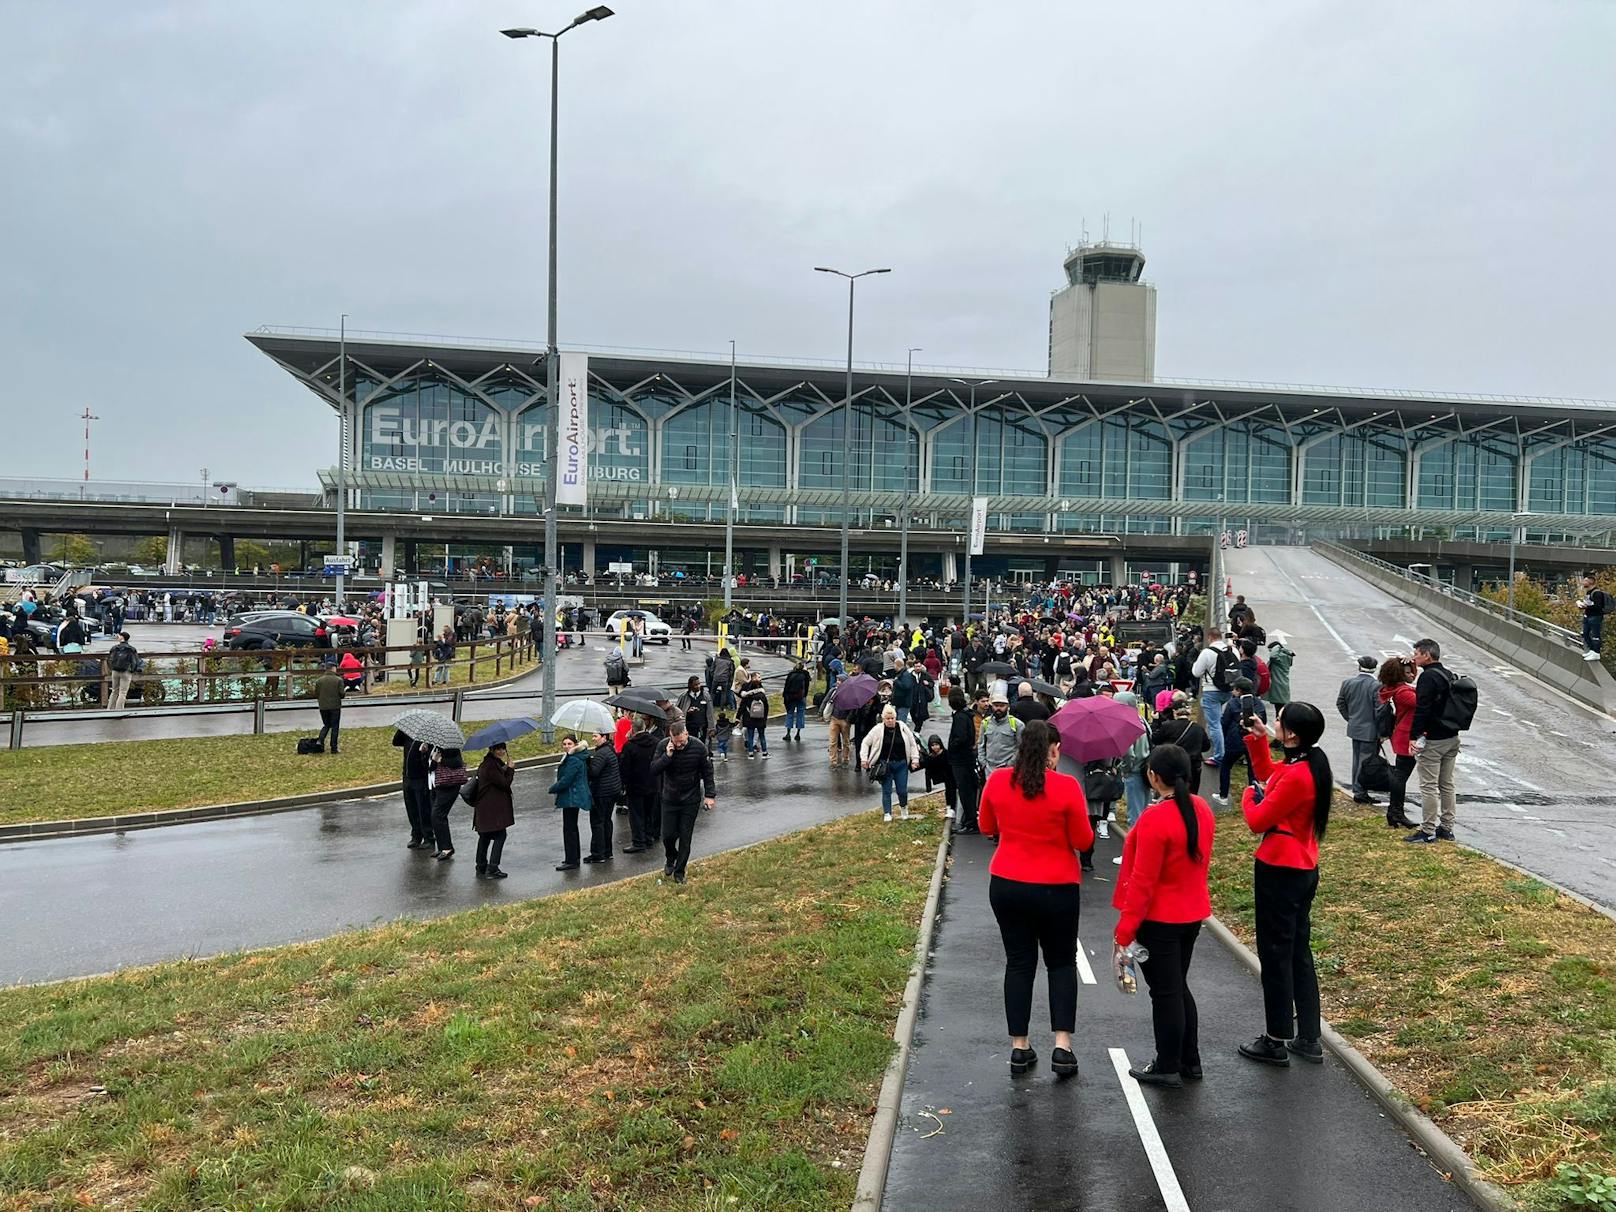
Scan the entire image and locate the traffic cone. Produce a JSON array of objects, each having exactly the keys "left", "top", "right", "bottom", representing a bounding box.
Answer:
[{"left": 1225, "top": 577, "right": 1233, "bottom": 600}]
